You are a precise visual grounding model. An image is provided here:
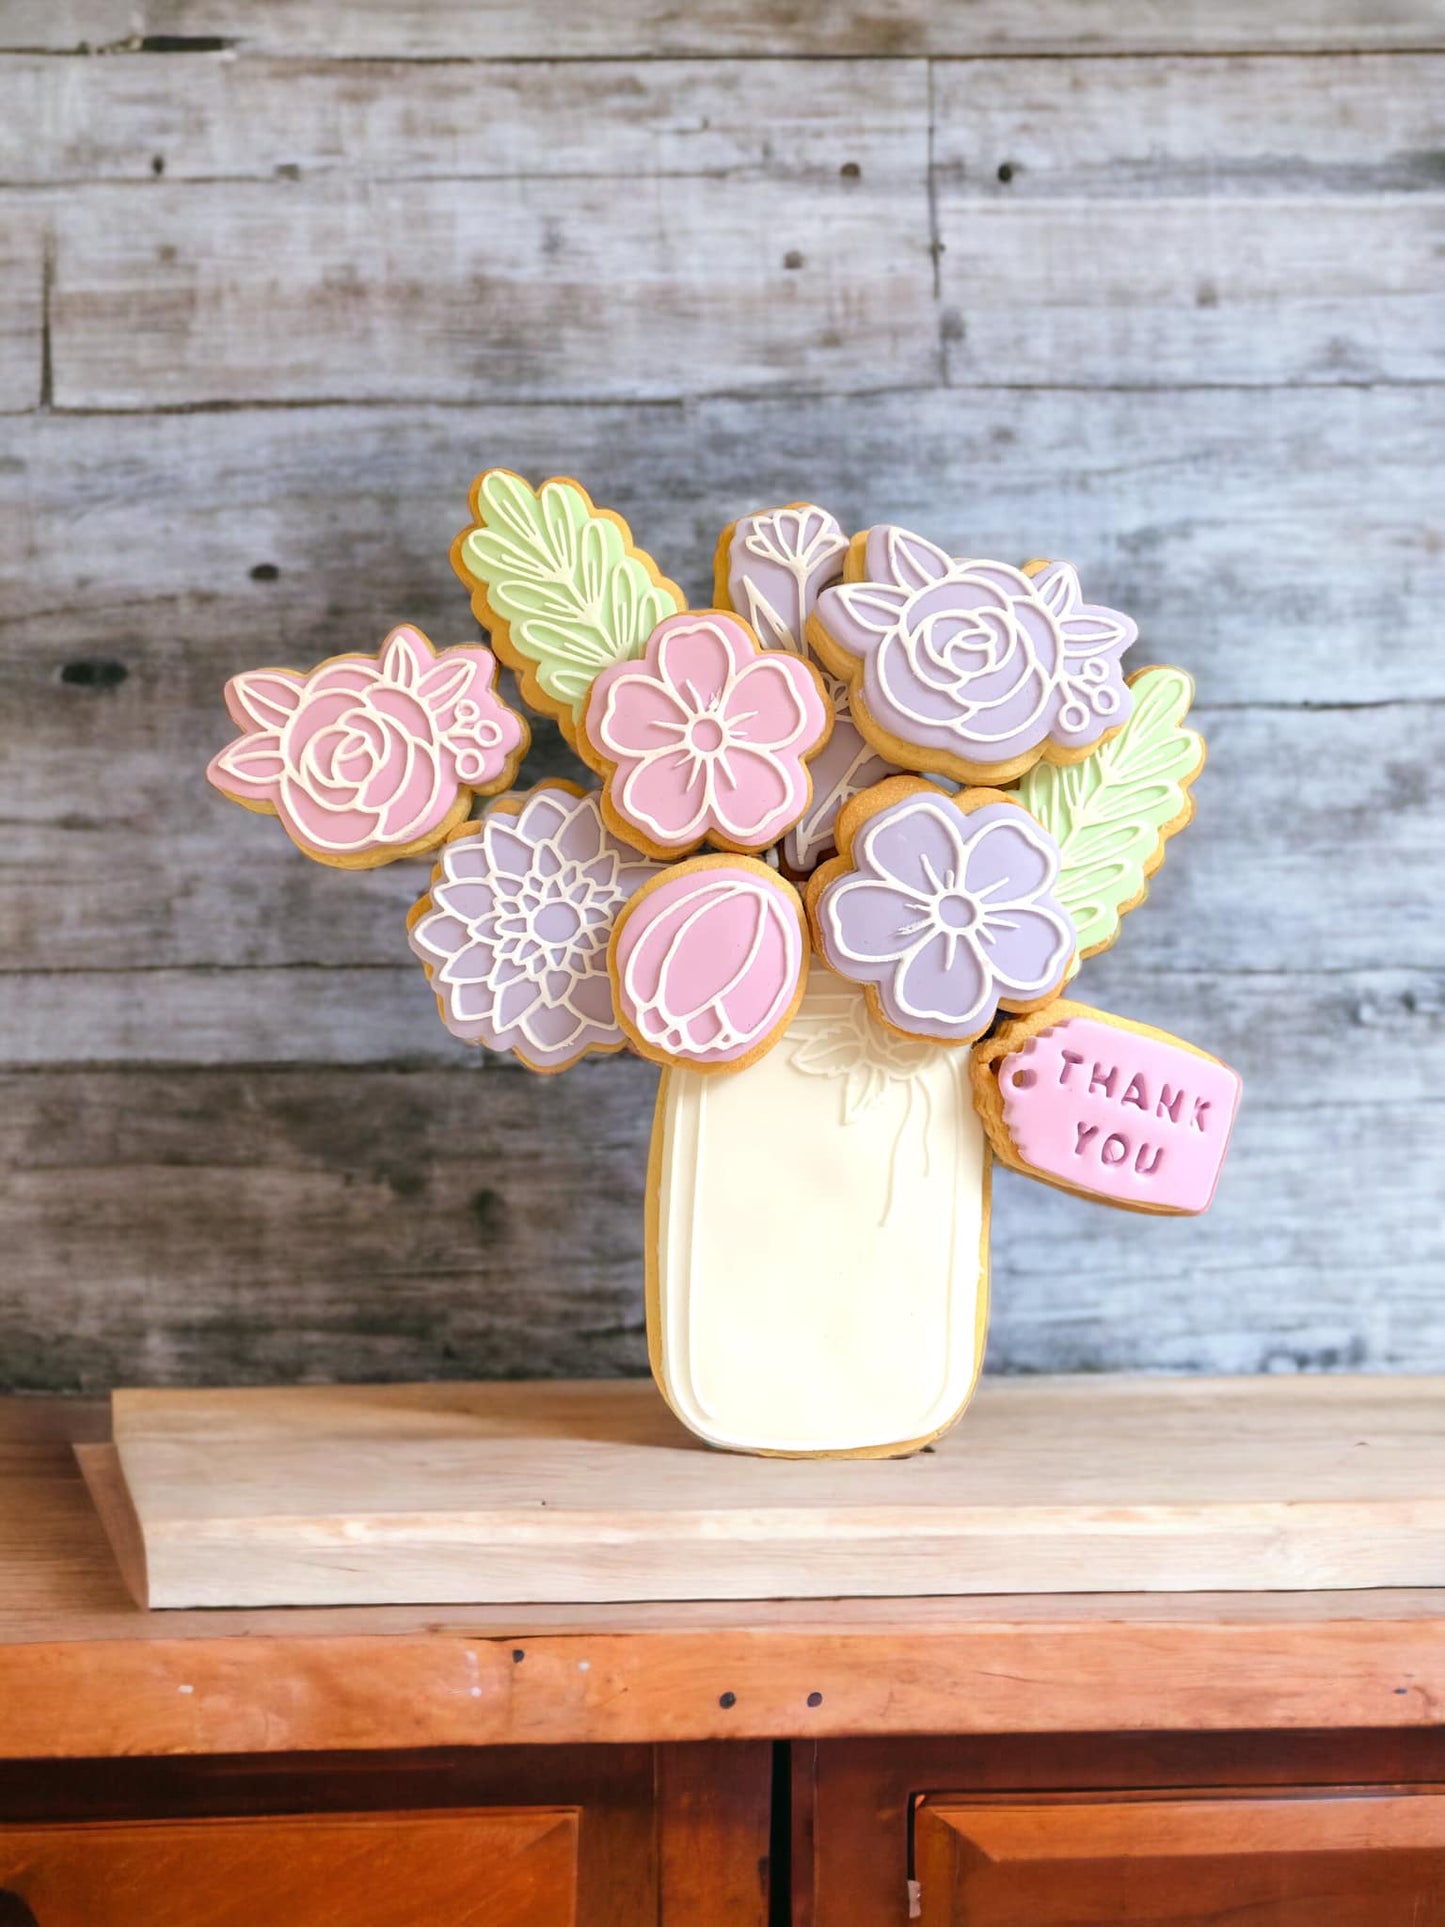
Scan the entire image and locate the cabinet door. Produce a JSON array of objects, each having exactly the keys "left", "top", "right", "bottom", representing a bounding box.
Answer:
[
  {"left": 915, "top": 1793, "right": 1445, "bottom": 1926},
  {"left": 0, "top": 1808, "right": 578, "bottom": 1927}
]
